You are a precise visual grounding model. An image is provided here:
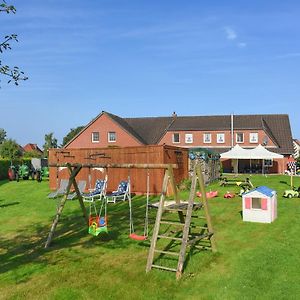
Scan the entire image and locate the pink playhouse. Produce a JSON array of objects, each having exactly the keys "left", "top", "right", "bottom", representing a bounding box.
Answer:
[{"left": 242, "top": 186, "right": 277, "bottom": 223}]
